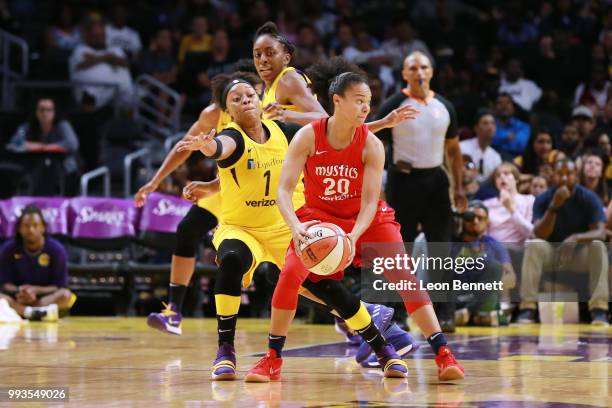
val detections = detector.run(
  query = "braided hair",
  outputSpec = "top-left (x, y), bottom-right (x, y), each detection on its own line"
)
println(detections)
top-left (254, 21), bottom-right (296, 56)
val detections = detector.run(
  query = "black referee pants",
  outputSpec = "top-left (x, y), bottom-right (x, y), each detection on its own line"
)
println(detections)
top-left (387, 166), bottom-right (452, 243)
top-left (387, 166), bottom-right (455, 320)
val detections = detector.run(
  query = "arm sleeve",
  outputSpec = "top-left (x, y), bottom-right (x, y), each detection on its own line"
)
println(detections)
top-left (56, 121), bottom-right (79, 152)
top-left (434, 94), bottom-right (458, 139)
top-left (216, 129), bottom-right (245, 168)
top-left (50, 242), bottom-right (69, 288)
top-left (276, 121), bottom-right (302, 143)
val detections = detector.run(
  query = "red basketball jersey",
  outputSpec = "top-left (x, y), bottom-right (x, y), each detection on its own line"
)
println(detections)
top-left (303, 118), bottom-right (367, 219)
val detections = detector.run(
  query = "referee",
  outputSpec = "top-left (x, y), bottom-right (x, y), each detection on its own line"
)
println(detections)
top-left (376, 51), bottom-right (466, 331)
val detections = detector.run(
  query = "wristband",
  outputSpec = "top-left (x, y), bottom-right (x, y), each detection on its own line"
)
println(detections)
top-left (208, 138), bottom-right (223, 159)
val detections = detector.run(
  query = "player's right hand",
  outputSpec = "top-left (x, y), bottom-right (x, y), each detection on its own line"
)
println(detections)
top-left (291, 220), bottom-right (320, 254)
top-left (176, 129), bottom-right (216, 152)
top-left (182, 179), bottom-right (220, 203)
top-left (134, 180), bottom-right (159, 208)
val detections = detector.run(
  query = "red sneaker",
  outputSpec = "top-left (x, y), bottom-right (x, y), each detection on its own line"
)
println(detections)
top-left (245, 349), bottom-right (283, 382)
top-left (435, 346), bottom-right (465, 381)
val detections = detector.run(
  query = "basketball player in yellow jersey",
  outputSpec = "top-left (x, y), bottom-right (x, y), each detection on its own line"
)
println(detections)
top-left (252, 22), bottom-right (327, 125)
top-left (175, 74), bottom-right (315, 380)
top-left (139, 68), bottom-right (263, 338)
top-left (253, 22), bottom-right (416, 132)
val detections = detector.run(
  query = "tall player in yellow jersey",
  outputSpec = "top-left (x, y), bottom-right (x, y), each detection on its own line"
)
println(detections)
top-left (253, 22), bottom-right (405, 132)
top-left (176, 75), bottom-right (311, 380)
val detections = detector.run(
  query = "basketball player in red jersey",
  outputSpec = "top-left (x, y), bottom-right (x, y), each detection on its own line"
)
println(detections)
top-left (247, 71), bottom-right (464, 382)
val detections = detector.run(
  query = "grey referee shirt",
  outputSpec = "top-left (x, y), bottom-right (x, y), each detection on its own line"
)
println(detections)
top-left (376, 92), bottom-right (458, 169)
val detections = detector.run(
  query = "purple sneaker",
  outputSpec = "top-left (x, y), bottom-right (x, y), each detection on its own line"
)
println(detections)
top-left (355, 303), bottom-right (395, 362)
top-left (360, 323), bottom-right (419, 368)
top-left (212, 342), bottom-right (237, 381)
top-left (376, 344), bottom-right (408, 378)
top-left (147, 302), bottom-right (182, 335)
top-left (334, 317), bottom-right (361, 346)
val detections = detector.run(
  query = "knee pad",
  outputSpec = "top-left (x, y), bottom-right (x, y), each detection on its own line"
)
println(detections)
top-left (174, 206), bottom-right (217, 257)
top-left (255, 262), bottom-right (280, 286)
top-left (302, 279), bottom-right (360, 319)
top-left (214, 239), bottom-right (253, 296)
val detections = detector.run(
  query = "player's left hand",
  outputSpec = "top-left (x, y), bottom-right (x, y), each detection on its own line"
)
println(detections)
top-left (382, 104), bottom-right (419, 128)
top-left (263, 102), bottom-right (286, 122)
top-left (176, 129), bottom-right (216, 152)
top-left (182, 179), bottom-right (220, 203)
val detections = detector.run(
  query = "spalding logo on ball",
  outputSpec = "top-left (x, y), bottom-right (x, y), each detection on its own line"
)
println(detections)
top-left (298, 222), bottom-right (351, 276)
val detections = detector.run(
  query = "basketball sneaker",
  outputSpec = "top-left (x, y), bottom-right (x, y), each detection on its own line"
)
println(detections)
top-left (355, 303), bottom-right (395, 362)
top-left (245, 349), bottom-right (282, 382)
top-left (516, 308), bottom-right (536, 324)
top-left (41, 304), bottom-right (58, 322)
top-left (212, 342), bottom-right (237, 381)
top-left (334, 317), bottom-right (360, 346)
top-left (377, 344), bottom-right (408, 378)
top-left (26, 304), bottom-right (58, 322)
top-left (147, 302), bottom-right (182, 335)
top-left (435, 346), bottom-right (465, 381)
top-left (360, 323), bottom-right (419, 368)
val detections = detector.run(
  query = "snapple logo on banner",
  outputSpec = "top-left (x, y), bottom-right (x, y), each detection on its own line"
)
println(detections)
top-left (153, 198), bottom-right (190, 217)
top-left (70, 198), bottom-right (135, 238)
top-left (139, 192), bottom-right (191, 233)
top-left (76, 206), bottom-right (126, 227)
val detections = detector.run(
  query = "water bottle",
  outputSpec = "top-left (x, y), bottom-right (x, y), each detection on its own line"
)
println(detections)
top-left (553, 302), bottom-right (565, 325)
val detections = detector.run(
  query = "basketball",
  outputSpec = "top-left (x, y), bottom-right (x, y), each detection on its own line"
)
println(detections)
top-left (298, 222), bottom-right (351, 275)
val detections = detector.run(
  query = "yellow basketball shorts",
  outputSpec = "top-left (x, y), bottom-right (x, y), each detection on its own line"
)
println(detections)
top-left (212, 222), bottom-right (292, 288)
top-left (197, 193), bottom-right (222, 222)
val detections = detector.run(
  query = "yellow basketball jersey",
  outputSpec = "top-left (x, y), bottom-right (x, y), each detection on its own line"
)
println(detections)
top-left (262, 67), bottom-right (313, 117)
top-left (217, 120), bottom-right (305, 229)
top-left (215, 109), bottom-right (232, 133)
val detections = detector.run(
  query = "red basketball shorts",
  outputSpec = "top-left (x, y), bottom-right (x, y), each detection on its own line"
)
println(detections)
top-left (272, 202), bottom-right (432, 313)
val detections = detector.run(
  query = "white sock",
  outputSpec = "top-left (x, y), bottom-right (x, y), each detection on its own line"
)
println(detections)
top-left (24, 306), bottom-right (33, 318)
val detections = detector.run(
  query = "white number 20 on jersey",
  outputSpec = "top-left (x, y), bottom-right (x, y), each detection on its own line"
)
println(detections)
top-left (323, 178), bottom-right (349, 196)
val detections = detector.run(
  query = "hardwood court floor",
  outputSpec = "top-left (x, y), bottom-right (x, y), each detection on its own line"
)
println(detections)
top-left (0, 318), bottom-right (610, 407)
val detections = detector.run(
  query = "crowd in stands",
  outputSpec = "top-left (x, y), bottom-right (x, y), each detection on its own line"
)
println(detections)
top-left (0, 0), bottom-right (611, 324)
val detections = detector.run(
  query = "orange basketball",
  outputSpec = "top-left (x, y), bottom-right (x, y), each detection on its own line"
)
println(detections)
top-left (298, 222), bottom-right (351, 276)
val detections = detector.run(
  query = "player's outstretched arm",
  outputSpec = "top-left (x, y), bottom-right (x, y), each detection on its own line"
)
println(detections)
top-left (366, 104), bottom-right (418, 133)
top-left (176, 128), bottom-right (237, 161)
top-left (277, 124), bottom-right (316, 247)
top-left (134, 105), bottom-right (219, 207)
